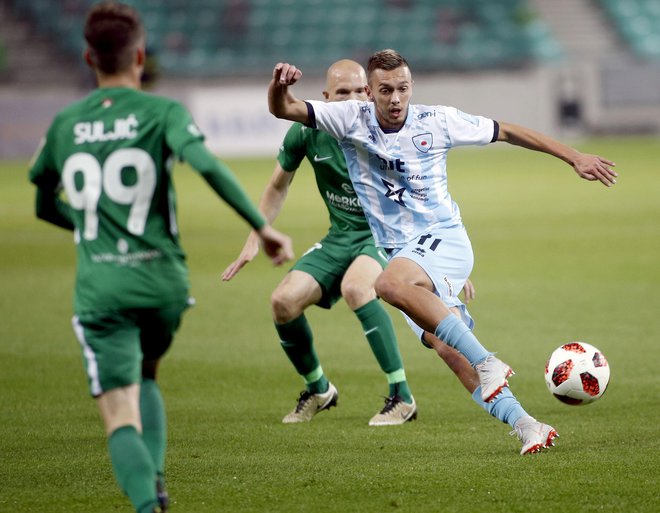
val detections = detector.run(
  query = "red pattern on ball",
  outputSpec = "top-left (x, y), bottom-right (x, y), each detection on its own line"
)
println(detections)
top-left (592, 352), bottom-right (608, 368)
top-left (552, 360), bottom-right (573, 386)
top-left (580, 372), bottom-right (600, 396)
top-left (562, 342), bottom-right (586, 353)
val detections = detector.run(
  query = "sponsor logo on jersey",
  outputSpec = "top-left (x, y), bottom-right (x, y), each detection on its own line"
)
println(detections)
top-left (377, 156), bottom-right (406, 173)
top-left (74, 114), bottom-right (138, 144)
top-left (325, 191), bottom-right (362, 212)
top-left (409, 186), bottom-right (430, 202)
top-left (381, 178), bottom-right (406, 206)
top-left (412, 132), bottom-right (433, 153)
top-left (314, 154), bottom-right (333, 162)
top-left (90, 249), bottom-right (163, 266)
top-left (406, 174), bottom-right (430, 182)
top-left (417, 111), bottom-right (434, 120)
top-left (341, 183), bottom-right (355, 194)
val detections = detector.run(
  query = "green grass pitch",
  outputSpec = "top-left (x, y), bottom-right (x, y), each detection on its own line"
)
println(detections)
top-left (1, 137), bottom-right (659, 512)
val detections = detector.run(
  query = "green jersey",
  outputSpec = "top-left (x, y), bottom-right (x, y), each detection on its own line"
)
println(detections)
top-left (277, 123), bottom-right (369, 232)
top-left (29, 87), bottom-right (203, 314)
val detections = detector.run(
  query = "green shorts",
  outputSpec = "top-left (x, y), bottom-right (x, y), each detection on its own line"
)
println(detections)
top-left (291, 228), bottom-right (387, 309)
top-left (72, 301), bottom-right (189, 397)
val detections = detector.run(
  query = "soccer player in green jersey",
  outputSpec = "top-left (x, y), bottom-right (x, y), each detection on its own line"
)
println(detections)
top-left (28, 3), bottom-right (292, 512)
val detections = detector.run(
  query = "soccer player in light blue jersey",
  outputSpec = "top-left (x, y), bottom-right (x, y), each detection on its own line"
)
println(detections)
top-left (225, 60), bottom-right (542, 447)
top-left (223, 60), bottom-right (418, 426)
top-left (268, 49), bottom-right (618, 454)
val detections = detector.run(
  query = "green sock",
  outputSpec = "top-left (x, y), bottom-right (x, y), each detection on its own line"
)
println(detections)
top-left (276, 314), bottom-right (328, 394)
top-left (355, 299), bottom-right (413, 403)
top-left (390, 375), bottom-right (413, 404)
top-left (140, 379), bottom-right (166, 476)
top-left (107, 425), bottom-right (158, 513)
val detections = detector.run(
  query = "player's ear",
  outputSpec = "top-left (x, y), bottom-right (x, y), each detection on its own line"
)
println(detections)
top-left (365, 85), bottom-right (374, 101)
top-left (83, 48), bottom-right (94, 68)
top-left (136, 46), bottom-right (146, 67)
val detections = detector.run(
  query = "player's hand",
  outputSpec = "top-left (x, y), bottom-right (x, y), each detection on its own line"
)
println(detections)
top-left (221, 231), bottom-right (261, 281)
top-left (273, 63), bottom-right (302, 86)
top-left (572, 153), bottom-right (617, 187)
top-left (461, 278), bottom-right (476, 303)
top-left (257, 225), bottom-right (294, 266)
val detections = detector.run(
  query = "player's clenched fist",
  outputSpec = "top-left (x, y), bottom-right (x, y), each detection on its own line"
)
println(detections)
top-left (273, 62), bottom-right (302, 86)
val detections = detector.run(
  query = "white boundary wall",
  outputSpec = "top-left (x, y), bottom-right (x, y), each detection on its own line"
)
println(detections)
top-left (2, 64), bottom-right (658, 159)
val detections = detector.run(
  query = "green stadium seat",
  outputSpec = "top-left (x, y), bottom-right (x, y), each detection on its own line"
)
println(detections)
top-left (600, 0), bottom-right (660, 60)
top-left (12, 0), bottom-right (562, 77)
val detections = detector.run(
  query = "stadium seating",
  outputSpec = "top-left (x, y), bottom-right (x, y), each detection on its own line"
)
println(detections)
top-left (600, 0), bottom-right (660, 60)
top-left (9, 0), bottom-right (562, 77)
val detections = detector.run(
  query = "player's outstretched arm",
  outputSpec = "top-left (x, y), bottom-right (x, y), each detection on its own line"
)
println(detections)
top-left (268, 62), bottom-right (310, 124)
top-left (182, 141), bottom-right (294, 267)
top-left (497, 121), bottom-right (618, 187)
top-left (221, 164), bottom-right (294, 281)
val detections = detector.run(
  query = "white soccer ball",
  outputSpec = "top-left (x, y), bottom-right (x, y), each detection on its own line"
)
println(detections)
top-left (544, 342), bottom-right (610, 405)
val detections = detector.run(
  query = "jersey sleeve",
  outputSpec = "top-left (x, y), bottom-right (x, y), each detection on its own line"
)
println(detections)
top-left (306, 100), bottom-right (360, 141)
top-left (28, 125), bottom-right (60, 190)
top-left (181, 141), bottom-right (266, 230)
top-left (164, 101), bottom-right (205, 158)
top-left (444, 107), bottom-right (496, 147)
top-left (277, 123), bottom-right (307, 172)
top-left (28, 120), bottom-right (75, 230)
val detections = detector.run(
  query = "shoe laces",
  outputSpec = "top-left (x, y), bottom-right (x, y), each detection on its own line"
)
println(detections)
top-left (509, 417), bottom-right (535, 441)
top-left (378, 395), bottom-right (403, 415)
top-left (293, 391), bottom-right (314, 413)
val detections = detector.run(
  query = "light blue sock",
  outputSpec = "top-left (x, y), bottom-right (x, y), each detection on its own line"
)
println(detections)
top-left (471, 386), bottom-right (527, 428)
top-left (434, 315), bottom-right (490, 366)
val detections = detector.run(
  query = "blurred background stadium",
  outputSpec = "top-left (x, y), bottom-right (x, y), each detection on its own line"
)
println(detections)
top-left (1, 0), bottom-right (659, 158)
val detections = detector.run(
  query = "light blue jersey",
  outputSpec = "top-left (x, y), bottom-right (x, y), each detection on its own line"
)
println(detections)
top-left (307, 100), bottom-right (497, 248)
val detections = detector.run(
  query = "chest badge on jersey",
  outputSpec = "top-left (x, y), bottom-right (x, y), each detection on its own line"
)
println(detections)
top-left (412, 132), bottom-right (433, 153)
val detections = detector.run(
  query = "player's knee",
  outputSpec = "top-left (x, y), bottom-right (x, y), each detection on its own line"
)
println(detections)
top-left (270, 287), bottom-right (300, 323)
top-left (374, 272), bottom-right (402, 306)
top-left (341, 279), bottom-right (375, 310)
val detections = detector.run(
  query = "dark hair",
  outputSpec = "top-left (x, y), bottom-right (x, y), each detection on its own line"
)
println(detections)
top-left (84, 1), bottom-right (144, 74)
top-left (367, 49), bottom-right (410, 78)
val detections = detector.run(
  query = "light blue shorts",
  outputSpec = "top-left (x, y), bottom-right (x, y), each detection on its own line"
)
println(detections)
top-left (386, 226), bottom-right (475, 345)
